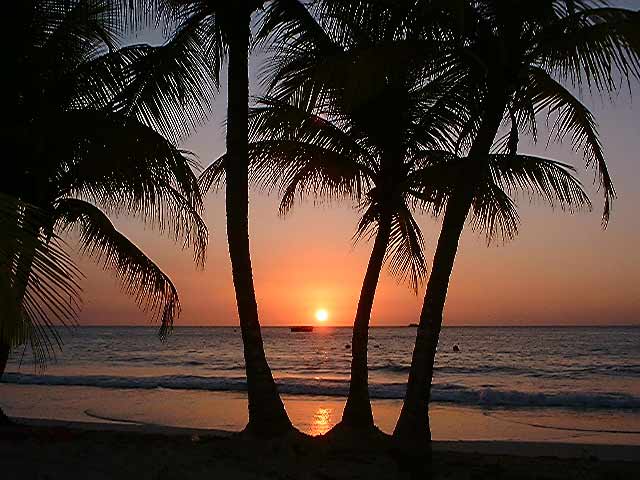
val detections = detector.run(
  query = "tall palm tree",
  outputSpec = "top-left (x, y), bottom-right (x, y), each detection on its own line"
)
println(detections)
top-left (122, 0), bottom-right (329, 436)
top-left (393, 0), bottom-right (640, 450)
top-left (200, 5), bottom-right (439, 432)
top-left (201, 3), bottom-right (592, 433)
top-left (1, 0), bottom-right (208, 422)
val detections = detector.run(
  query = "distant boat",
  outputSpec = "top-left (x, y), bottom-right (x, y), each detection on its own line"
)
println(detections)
top-left (408, 323), bottom-right (419, 327)
top-left (291, 326), bottom-right (314, 332)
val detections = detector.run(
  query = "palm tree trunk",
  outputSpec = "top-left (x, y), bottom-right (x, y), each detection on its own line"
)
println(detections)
top-left (341, 211), bottom-right (393, 429)
top-left (225, 10), bottom-right (292, 436)
top-left (393, 96), bottom-right (507, 452)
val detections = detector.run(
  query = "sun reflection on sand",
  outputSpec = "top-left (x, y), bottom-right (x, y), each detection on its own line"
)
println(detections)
top-left (310, 407), bottom-right (333, 436)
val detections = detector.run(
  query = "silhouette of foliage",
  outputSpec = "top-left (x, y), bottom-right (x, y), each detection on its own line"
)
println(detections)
top-left (1, 0), bottom-right (208, 362)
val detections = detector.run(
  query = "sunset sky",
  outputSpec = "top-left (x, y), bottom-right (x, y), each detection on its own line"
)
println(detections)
top-left (76, 3), bottom-right (639, 328)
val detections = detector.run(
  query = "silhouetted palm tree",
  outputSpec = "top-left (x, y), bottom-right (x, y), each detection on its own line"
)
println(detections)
top-left (201, 3), bottom-right (592, 434)
top-left (1, 0), bottom-right (207, 422)
top-left (123, 0), bottom-right (327, 436)
top-left (392, 0), bottom-right (640, 452)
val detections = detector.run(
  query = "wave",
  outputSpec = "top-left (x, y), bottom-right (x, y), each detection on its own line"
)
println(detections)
top-left (4, 373), bottom-right (640, 411)
top-left (370, 363), bottom-right (640, 378)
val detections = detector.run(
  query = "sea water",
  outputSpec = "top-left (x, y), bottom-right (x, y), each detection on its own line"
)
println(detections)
top-left (2, 326), bottom-right (639, 440)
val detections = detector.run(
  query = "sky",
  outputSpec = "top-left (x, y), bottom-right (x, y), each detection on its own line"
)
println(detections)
top-left (75, 3), bottom-right (640, 328)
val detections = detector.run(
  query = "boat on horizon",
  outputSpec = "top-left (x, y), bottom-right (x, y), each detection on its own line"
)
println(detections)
top-left (290, 326), bottom-right (314, 332)
top-left (408, 323), bottom-right (419, 327)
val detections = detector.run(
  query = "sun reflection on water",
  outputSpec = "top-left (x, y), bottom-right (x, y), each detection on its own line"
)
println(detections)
top-left (310, 407), bottom-right (333, 436)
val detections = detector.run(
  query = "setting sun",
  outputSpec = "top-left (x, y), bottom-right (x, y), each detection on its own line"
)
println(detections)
top-left (315, 309), bottom-right (329, 323)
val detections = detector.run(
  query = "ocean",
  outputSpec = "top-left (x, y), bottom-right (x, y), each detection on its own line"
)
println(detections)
top-left (2, 326), bottom-right (640, 440)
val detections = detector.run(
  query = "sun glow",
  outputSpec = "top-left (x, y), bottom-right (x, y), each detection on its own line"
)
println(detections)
top-left (315, 309), bottom-right (329, 323)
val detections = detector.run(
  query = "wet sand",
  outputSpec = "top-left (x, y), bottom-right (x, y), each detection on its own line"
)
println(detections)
top-left (3, 384), bottom-right (640, 445)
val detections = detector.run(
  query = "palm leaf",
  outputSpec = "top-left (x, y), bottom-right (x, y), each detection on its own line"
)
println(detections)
top-left (523, 66), bottom-right (613, 223)
top-left (54, 198), bottom-right (180, 339)
top-left (488, 153), bottom-right (592, 212)
top-left (386, 204), bottom-right (427, 293)
top-left (113, 13), bottom-right (216, 143)
top-left (533, 6), bottom-right (640, 92)
top-left (470, 181), bottom-right (521, 243)
top-left (0, 194), bottom-right (82, 366)
top-left (46, 109), bottom-right (208, 266)
top-left (249, 140), bottom-right (370, 214)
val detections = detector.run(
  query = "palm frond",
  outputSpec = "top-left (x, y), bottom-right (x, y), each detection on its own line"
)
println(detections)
top-left (257, 0), bottom-right (324, 47)
top-left (0, 194), bottom-right (82, 366)
top-left (198, 155), bottom-right (226, 195)
top-left (250, 97), bottom-right (376, 168)
top-left (488, 153), bottom-right (592, 212)
top-left (470, 181), bottom-right (521, 244)
top-left (386, 204), bottom-right (427, 293)
top-left (533, 6), bottom-right (640, 93)
top-left (54, 198), bottom-right (180, 339)
top-left (249, 140), bottom-right (370, 214)
top-left (113, 14), bottom-right (216, 143)
top-left (48, 110), bottom-right (208, 267)
top-left (42, 0), bottom-right (122, 67)
top-left (523, 66), bottom-right (614, 223)
top-left (405, 150), bottom-right (464, 217)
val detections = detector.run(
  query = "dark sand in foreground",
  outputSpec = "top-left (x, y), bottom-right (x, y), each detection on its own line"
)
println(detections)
top-left (1, 419), bottom-right (638, 480)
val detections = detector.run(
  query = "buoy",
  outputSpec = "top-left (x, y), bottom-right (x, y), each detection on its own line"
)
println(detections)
top-left (345, 344), bottom-right (351, 349)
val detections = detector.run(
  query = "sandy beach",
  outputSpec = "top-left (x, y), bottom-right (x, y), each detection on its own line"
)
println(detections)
top-left (1, 417), bottom-right (639, 480)
top-left (4, 385), bottom-right (640, 445)
top-left (3, 385), bottom-right (640, 478)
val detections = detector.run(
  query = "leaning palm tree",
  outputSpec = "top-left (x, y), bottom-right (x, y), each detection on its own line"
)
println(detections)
top-left (393, 0), bottom-right (640, 450)
top-left (1, 0), bottom-right (208, 421)
top-left (122, 0), bottom-right (332, 436)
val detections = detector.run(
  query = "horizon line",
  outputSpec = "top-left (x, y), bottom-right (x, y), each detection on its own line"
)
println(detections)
top-left (73, 323), bottom-right (640, 328)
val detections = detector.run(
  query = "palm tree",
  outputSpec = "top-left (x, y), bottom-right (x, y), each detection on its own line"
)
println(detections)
top-left (393, 0), bottom-right (640, 450)
top-left (1, 0), bottom-right (208, 422)
top-left (201, 3), bottom-right (592, 434)
top-left (203, 88), bottom-right (433, 431)
top-left (246, 0), bottom-right (460, 433)
top-left (121, 0), bottom-right (331, 436)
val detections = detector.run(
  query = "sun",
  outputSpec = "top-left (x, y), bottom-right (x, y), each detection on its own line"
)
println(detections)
top-left (315, 308), bottom-right (329, 323)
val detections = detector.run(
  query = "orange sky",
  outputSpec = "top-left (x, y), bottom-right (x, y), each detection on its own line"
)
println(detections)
top-left (73, 22), bottom-right (640, 328)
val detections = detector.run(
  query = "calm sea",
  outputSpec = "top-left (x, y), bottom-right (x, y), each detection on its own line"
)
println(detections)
top-left (3, 326), bottom-right (640, 412)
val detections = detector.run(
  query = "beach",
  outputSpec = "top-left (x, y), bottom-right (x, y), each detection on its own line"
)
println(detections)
top-left (5, 2), bottom-right (640, 478)
top-left (3, 327), bottom-right (639, 441)
top-left (3, 386), bottom-right (640, 446)
top-left (2, 417), bottom-right (639, 480)
top-left (2, 326), bottom-right (639, 477)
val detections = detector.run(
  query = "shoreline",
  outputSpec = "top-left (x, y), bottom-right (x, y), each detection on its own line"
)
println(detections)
top-left (3, 384), bottom-right (640, 446)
